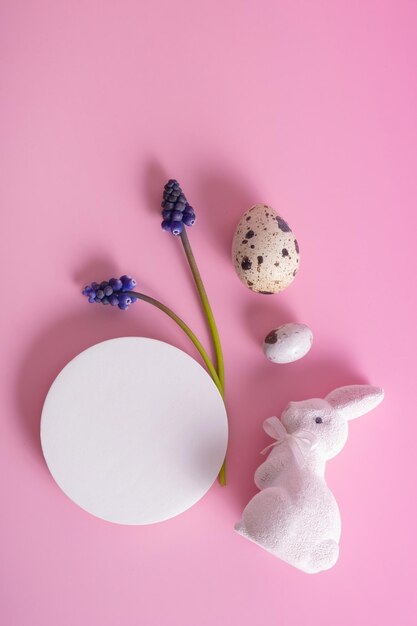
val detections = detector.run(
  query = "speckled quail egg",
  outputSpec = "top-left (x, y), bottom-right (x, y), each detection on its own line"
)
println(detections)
top-left (263, 323), bottom-right (313, 363)
top-left (232, 204), bottom-right (300, 293)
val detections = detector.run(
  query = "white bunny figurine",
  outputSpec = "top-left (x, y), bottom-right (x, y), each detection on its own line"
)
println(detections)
top-left (235, 385), bottom-right (384, 573)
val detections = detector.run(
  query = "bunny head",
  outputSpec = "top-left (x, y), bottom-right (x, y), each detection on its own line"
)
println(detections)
top-left (281, 385), bottom-right (384, 460)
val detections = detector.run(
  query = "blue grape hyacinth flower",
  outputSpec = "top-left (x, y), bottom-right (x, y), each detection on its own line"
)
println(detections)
top-left (161, 179), bottom-right (196, 236)
top-left (82, 275), bottom-right (137, 310)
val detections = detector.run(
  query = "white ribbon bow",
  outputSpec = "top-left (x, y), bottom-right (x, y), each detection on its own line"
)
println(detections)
top-left (260, 416), bottom-right (317, 468)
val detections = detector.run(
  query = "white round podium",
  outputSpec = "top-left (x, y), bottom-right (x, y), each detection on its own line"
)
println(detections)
top-left (41, 337), bottom-right (228, 525)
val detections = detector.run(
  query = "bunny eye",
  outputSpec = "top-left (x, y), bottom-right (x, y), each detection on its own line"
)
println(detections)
top-left (315, 417), bottom-right (323, 424)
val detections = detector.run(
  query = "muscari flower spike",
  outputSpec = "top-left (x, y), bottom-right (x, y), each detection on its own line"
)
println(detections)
top-left (161, 179), bottom-right (196, 236)
top-left (82, 275), bottom-right (137, 310)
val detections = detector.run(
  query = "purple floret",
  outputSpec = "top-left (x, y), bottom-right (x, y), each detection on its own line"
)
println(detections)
top-left (82, 275), bottom-right (138, 310)
top-left (160, 179), bottom-right (196, 235)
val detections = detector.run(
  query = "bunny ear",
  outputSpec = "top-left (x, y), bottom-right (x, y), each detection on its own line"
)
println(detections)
top-left (326, 385), bottom-right (384, 420)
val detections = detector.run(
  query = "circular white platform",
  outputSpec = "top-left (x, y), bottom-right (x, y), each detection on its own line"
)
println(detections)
top-left (41, 337), bottom-right (228, 525)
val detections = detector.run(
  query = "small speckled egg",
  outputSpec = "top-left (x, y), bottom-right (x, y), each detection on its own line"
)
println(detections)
top-left (263, 323), bottom-right (313, 364)
top-left (232, 204), bottom-right (300, 293)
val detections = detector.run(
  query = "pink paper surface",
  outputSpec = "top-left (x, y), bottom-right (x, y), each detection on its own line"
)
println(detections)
top-left (1, 1), bottom-right (416, 624)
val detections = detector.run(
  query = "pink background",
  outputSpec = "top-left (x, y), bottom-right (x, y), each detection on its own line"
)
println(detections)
top-left (1, 1), bottom-right (416, 624)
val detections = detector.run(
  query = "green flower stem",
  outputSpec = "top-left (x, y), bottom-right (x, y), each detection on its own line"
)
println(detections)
top-left (179, 230), bottom-right (227, 486)
top-left (218, 457), bottom-right (227, 487)
top-left (180, 230), bottom-right (225, 390)
top-left (126, 291), bottom-right (222, 395)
